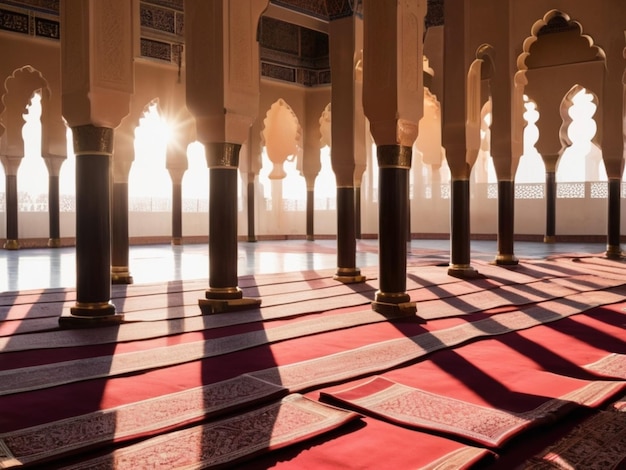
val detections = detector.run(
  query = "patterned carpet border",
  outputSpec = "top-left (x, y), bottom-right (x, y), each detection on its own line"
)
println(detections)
top-left (584, 353), bottom-right (626, 379)
top-left (321, 376), bottom-right (626, 448)
top-left (0, 375), bottom-right (286, 469)
top-left (59, 394), bottom-right (360, 470)
top-left (419, 446), bottom-right (494, 470)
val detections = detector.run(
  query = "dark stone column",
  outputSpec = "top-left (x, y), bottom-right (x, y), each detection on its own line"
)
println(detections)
top-left (4, 174), bottom-right (19, 250)
top-left (48, 174), bottom-right (61, 247)
top-left (111, 180), bottom-right (133, 284)
top-left (372, 145), bottom-right (416, 316)
top-left (247, 176), bottom-right (257, 242)
top-left (355, 185), bottom-right (362, 239)
top-left (494, 179), bottom-right (518, 265)
top-left (448, 178), bottom-right (478, 278)
top-left (544, 170), bottom-right (556, 243)
top-left (172, 180), bottom-right (183, 245)
top-left (334, 186), bottom-right (365, 283)
top-left (606, 177), bottom-right (622, 259)
top-left (60, 125), bottom-right (122, 327)
top-left (200, 143), bottom-right (260, 313)
top-left (407, 194), bottom-right (412, 241)
top-left (306, 187), bottom-right (314, 241)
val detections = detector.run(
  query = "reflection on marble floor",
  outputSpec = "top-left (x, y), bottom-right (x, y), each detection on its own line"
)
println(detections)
top-left (0, 239), bottom-right (609, 293)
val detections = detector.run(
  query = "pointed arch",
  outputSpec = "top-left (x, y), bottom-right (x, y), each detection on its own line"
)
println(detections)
top-left (129, 98), bottom-right (172, 203)
top-left (556, 85), bottom-right (600, 183)
top-left (315, 103), bottom-right (336, 209)
top-left (466, 44), bottom-right (495, 169)
top-left (515, 95), bottom-right (545, 184)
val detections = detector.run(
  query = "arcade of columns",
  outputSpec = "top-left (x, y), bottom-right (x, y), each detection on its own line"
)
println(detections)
top-left (0, 0), bottom-right (624, 327)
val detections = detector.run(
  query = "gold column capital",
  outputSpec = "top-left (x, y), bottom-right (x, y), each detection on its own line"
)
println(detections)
top-left (376, 145), bottom-right (412, 169)
top-left (72, 125), bottom-right (114, 156)
top-left (205, 142), bottom-right (241, 169)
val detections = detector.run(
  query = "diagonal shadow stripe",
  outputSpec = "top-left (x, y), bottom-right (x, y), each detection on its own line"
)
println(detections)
top-left (2, 287), bottom-right (624, 398)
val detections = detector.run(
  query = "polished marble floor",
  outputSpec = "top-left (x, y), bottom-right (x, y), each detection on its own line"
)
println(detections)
top-left (0, 238), bottom-right (611, 293)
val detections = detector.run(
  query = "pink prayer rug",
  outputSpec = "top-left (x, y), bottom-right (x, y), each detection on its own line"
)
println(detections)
top-left (58, 394), bottom-right (360, 470)
top-left (321, 376), bottom-right (625, 448)
top-left (0, 374), bottom-right (287, 468)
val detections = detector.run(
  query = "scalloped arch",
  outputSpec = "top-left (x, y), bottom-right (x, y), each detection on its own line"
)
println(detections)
top-left (518, 10), bottom-right (605, 72)
top-left (136, 98), bottom-right (162, 125)
top-left (558, 84), bottom-right (599, 150)
top-left (1, 65), bottom-right (50, 120)
top-left (319, 103), bottom-right (331, 148)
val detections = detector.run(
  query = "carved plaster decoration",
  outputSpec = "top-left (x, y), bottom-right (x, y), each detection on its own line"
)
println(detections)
top-left (416, 87), bottom-right (442, 167)
top-left (185, 0), bottom-right (268, 145)
top-left (60, 0), bottom-right (134, 129)
top-left (319, 103), bottom-right (332, 149)
top-left (262, 98), bottom-right (302, 179)
top-left (362, 0), bottom-right (426, 147)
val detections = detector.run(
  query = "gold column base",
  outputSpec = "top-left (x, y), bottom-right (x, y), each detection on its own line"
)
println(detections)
top-left (247, 236), bottom-right (258, 243)
top-left (605, 245), bottom-right (623, 260)
top-left (48, 238), bottom-right (62, 248)
top-left (372, 300), bottom-right (420, 319)
top-left (171, 237), bottom-right (183, 246)
top-left (306, 235), bottom-right (315, 242)
top-left (3, 239), bottom-right (19, 250)
top-left (199, 287), bottom-right (261, 314)
top-left (447, 264), bottom-right (480, 279)
top-left (199, 297), bottom-right (262, 314)
top-left (334, 267), bottom-right (366, 284)
top-left (60, 302), bottom-right (123, 328)
top-left (493, 254), bottom-right (519, 266)
top-left (543, 235), bottom-right (556, 243)
top-left (372, 291), bottom-right (421, 319)
top-left (111, 266), bottom-right (134, 285)
top-left (205, 287), bottom-right (243, 300)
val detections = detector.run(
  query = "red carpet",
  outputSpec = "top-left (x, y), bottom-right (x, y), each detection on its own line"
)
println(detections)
top-left (1, 253), bottom-right (626, 468)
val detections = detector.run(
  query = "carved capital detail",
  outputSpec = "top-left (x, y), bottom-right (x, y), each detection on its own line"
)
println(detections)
top-left (376, 145), bottom-right (412, 169)
top-left (72, 125), bottom-right (114, 156)
top-left (205, 142), bottom-right (241, 169)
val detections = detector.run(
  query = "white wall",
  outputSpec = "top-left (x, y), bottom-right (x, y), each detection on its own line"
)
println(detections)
top-left (2, 181), bottom-right (620, 242)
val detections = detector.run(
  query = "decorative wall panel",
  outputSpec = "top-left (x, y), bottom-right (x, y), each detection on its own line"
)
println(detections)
top-left (426, 0), bottom-right (443, 28)
top-left (34, 16), bottom-right (58, 39)
top-left (141, 3), bottom-right (176, 35)
top-left (0, 7), bottom-right (29, 34)
top-left (139, 0), bottom-right (183, 64)
top-left (141, 38), bottom-right (172, 62)
top-left (0, 2), bottom-right (58, 38)
top-left (259, 15), bottom-right (330, 87)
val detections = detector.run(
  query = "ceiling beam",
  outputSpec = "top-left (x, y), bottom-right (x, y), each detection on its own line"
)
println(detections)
top-left (263, 2), bottom-right (329, 34)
